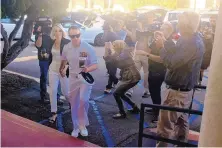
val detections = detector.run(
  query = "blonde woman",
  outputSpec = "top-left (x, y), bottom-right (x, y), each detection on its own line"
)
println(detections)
top-left (48, 24), bottom-right (70, 123)
top-left (104, 40), bottom-right (127, 93)
top-left (104, 40), bottom-right (141, 119)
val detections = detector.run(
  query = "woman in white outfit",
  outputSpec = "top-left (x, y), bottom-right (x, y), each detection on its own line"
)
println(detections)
top-left (48, 24), bottom-right (70, 123)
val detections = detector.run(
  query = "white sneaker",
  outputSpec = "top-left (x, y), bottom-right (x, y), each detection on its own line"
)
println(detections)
top-left (80, 127), bottom-right (88, 137)
top-left (71, 129), bottom-right (79, 138)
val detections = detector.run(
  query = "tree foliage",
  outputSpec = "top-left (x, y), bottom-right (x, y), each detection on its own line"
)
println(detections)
top-left (1, 0), bottom-right (70, 69)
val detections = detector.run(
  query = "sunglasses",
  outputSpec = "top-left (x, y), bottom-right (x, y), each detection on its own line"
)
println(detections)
top-left (69, 34), bottom-right (81, 39)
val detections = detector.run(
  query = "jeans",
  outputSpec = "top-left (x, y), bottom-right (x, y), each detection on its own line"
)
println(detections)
top-left (148, 71), bottom-right (165, 116)
top-left (106, 62), bottom-right (118, 89)
top-left (39, 60), bottom-right (49, 100)
top-left (113, 81), bottom-right (139, 114)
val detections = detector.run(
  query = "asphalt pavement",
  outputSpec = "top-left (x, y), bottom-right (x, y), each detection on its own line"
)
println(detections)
top-left (2, 41), bottom-right (209, 146)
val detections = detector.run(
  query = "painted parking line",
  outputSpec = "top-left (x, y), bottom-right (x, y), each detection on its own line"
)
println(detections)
top-left (189, 99), bottom-right (204, 125)
top-left (203, 75), bottom-right (208, 79)
top-left (12, 56), bottom-right (37, 62)
top-left (90, 100), bottom-right (115, 147)
top-left (123, 101), bottom-right (149, 128)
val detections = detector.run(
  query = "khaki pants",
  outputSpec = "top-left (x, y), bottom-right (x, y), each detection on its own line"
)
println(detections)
top-left (156, 88), bottom-right (193, 147)
top-left (134, 54), bottom-right (149, 93)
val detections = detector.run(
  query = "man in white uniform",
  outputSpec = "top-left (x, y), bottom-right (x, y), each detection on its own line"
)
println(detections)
top-left (60, 26), bottom-right (98, 137)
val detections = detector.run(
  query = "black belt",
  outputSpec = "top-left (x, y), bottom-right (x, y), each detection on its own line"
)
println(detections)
top-left (166, 86), bottom-right (191, 92)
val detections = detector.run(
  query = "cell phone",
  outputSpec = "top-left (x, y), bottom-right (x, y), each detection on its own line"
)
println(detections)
top-left (79, 52), bottom-right (87, 68)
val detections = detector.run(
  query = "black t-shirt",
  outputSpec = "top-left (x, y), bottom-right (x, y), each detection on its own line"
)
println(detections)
top-left (35, 34), bottom-right (53, 61)
top-left (149, 41), bottom-right (166, 74)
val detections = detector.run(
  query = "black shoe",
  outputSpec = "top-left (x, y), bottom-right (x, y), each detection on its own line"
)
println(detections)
top-left (57, 100), bottom-right (64, 106)
top-left (49, 112), bottom-right (57, 124)
top-left (142, 92), bottom-right (150, 98)
top-left (39, 99), bottom-right (50, 104)
top-left (113, 113), bottom-right (126, 119)
top-left (125, 93), bottom-right (132, 98)
top-left (128, 106), bottom-right (140, 114)
top-left (151, 115), bottom-right (158, 123)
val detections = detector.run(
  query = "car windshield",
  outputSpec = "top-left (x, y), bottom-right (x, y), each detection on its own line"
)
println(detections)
top-left (61, 21), bottom-right (87, 29)
top-left (168, 13), bottom-right (181, 21)
top-left (201, 13), bottom-right (218, 19)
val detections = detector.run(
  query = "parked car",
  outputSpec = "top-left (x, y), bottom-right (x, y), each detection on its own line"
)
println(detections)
top-left (200, 10), bottom-right (218, 22)
top-left (164, 10), bottom-right (183, 22)
top-left (61, 20), bottom-right (104, 46)
top-left (1, 18), bottom-right (35, 41)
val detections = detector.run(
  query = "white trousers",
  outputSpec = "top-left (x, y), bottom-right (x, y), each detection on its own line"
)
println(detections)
top-left (49, 70), bottom-right (69, 113)
top-left (68, 73), bottom-right (92, 130)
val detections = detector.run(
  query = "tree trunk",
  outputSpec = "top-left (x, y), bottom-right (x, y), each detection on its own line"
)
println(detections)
top-left (8, 15), bottom-right (25, 47)
top-left (1, 5), bottom-right (39, 70)
top-left (1, 24), bottom-right (9, 62)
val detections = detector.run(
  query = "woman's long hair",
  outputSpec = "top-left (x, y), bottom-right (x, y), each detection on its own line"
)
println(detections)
top-left (50, 23), bottom-right (67, 40)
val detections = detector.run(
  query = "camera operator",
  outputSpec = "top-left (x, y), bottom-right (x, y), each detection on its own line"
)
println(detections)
top-left (155, 12), bottom-right (205, 147)
top-left (35, 19), bottom-right (63, 105)
top-left (136, 22), bottom-right (175, 122)
top-left (125, 12), bottom-right (159, 98)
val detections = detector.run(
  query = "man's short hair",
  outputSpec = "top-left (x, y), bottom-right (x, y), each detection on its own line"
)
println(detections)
top-left (68, 25), bottom-right (80, 33)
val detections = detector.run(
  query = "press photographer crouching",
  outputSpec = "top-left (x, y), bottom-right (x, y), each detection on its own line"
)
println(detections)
top-left (104, 40), bottom-right (141, 119)
top-left (136, 22), bottom-right (175, 122)
top-left (155, 12), bottom-right (205, 147)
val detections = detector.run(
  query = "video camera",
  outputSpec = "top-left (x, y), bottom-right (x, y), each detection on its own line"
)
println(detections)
top-left (33, 17), bottom-right (52, 35)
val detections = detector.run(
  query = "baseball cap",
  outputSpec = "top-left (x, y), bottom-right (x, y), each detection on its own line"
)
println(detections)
top-left (78, 72), bottom-right (95, 86)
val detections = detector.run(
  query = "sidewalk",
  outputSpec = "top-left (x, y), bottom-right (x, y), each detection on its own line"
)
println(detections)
top-left (1, 71), bottom-right (205, 147)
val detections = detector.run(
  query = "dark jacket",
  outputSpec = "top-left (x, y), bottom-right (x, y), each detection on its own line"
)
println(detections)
top-left (35, 35), bottom-right (70, 76)
top-left (48, 37), bottom-right (70, 65)
top-left (104, 49), bottom-right (141, 83)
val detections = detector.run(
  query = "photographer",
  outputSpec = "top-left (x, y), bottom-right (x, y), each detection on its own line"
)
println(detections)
top-left (126, 12), bottom-right (159, 98)
top-left (155, 12), bottom-right (205, 147)
top-left (136, 22), bottom-right (175, 122)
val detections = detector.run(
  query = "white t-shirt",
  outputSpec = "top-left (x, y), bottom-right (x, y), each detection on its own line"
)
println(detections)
top-left (61, 41), bottom-right (98, 74)
top-left (50, 47), bottom-right (61, 73)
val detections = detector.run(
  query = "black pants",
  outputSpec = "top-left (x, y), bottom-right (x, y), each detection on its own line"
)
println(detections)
top-left (148, 71), bottom-right (165, 116)
top-left (113, 81), bottom-right (139, 114)
top-left (106, 62), bottom-right (118, 89)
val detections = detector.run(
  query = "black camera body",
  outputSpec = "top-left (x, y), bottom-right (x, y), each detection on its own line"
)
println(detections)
top-left (33, 17), bottom-right (52, 35)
